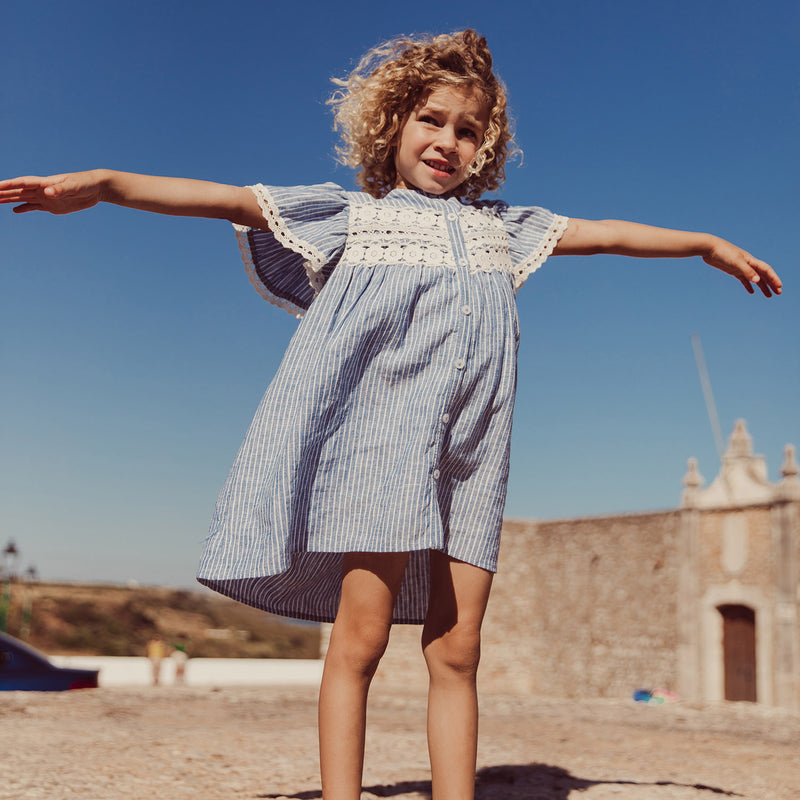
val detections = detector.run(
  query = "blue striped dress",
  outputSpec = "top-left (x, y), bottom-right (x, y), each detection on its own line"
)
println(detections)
top-left (197, 183), bottom-right (568, 623)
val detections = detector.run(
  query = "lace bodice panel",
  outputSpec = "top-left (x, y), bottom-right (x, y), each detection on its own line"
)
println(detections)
top-left (341, 194), bottom-right (568, 290)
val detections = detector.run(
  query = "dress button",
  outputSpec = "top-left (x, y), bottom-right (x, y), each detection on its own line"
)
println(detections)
top-left (454, 358), bottom-right (466, 370)
top-left (461, 305), bottom-right (471, 316)
top-left (441, 413), bottom-right (450, 424)
top-left (433, 469), bottom-right (441, 480)
top-left (447, 212), bottom-right (457, 221)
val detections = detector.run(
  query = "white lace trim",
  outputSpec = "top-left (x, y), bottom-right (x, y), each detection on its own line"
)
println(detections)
top-left (459, 205), bottom-right (514, 275)
top-left (233, 184), bottom-right (333, 317)
top-left (233, 223), bottom-right (305, 318)
top-left (341, 203), bottom-right (456, 269)
top-left (250, 183), bottom-right (330, 293)
top-left (512, 214), bottom-right (570, 289)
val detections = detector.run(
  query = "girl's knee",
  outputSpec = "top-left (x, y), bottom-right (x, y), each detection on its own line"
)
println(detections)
top-left (423, 625), bottom-right (482, 679)
top-left (328, 616), bottom-right (392, 677)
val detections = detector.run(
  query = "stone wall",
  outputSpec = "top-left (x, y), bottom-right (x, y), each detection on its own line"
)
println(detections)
top-left (696, 507), bottom-right (775, 589)
top-left (372, 511), bottom-right (683, 698)
top-left (481, 512), bottom-right (681, 698)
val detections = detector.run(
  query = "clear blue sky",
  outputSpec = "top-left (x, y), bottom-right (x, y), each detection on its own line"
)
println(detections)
top-left (2, 0), bottom-right (797, 588)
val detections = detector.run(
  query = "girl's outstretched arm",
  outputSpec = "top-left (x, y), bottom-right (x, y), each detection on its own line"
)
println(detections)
top-left (554, 218), bottom-right (782, 297)
top-left (0, 170), bottom-right (266, 228)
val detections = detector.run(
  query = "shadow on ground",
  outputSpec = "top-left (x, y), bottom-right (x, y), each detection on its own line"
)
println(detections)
top-left (258, 762), bottom-right (744, 798)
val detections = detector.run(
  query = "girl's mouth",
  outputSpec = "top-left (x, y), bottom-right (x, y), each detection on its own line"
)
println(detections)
top-left (424, 160), bottom-right (456, 176)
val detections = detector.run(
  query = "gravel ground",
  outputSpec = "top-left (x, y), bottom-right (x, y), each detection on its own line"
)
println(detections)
top-left (1, 685), bottom-right (798, 800)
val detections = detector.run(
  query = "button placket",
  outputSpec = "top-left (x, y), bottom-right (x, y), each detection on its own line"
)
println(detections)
top-left (433, 202), bottom-right (472, 486)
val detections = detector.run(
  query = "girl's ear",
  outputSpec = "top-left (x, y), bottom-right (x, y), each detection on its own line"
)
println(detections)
top-left (388, 124), bottom-right (404, 152)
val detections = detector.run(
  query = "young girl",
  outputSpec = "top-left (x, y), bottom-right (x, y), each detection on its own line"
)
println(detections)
top-left (0, 29), bottom-right (781, 800)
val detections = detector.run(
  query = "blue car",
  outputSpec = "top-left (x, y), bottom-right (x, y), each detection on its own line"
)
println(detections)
top-left (0, 632), bottom-right (99, 691)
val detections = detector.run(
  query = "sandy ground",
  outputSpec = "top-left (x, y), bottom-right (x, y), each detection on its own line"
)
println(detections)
top-left (1, 685), bottom-right (799, 800)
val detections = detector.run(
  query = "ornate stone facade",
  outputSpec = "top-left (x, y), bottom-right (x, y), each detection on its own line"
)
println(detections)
top-left (677, 421), bottom-right (799, 709)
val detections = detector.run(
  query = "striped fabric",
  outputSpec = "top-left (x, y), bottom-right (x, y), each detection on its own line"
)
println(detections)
top-left (197, 184), bottom-right (568, 623)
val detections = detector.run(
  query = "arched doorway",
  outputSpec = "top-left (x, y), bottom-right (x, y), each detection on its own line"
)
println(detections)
top-left (718, 604), bottom-right (757, 702)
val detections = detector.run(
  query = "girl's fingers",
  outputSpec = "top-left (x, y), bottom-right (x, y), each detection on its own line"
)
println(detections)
top-left (0, 184), bottom-right (36, 202)
top-left (750, 275), bottom-right (772, 297)
top-left (743, 274), bottom-right (775, 297)
top-left (0, 177), bottom-right (60, 203)
top-left (750, 258), bottom-right (782, 295)
top-left (0, 176), bottom-right (49, 190)
top-left (0, 189), bottom-right (46, 202)
top-left (0, 177), bottom-right (31, 190)
top-left (0, 174), bottom-right (68, 196)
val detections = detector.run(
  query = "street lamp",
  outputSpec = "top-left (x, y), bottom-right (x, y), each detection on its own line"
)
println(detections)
top-left (0, 540), bottom-right (21, 634)
top-left (2, 540), bottom-right (20, 581)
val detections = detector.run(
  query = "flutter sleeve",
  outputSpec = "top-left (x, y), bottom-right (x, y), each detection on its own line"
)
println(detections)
top-left (234, 182), bottom-right (350, 317)
top-left (493, 202), bottom-right (570, 291)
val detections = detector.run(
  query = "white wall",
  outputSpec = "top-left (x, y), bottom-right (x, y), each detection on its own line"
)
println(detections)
top-left (52, 655), bottom-right (324, 688)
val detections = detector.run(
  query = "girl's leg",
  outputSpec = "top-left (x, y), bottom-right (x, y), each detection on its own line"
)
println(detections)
top-left (422, 551), bottom-right (493, 800)
top-left (319, 551), bottom-right (409, 800)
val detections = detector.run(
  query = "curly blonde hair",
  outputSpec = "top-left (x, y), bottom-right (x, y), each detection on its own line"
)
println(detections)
top-left (328, 30), bottom-right (517, 202)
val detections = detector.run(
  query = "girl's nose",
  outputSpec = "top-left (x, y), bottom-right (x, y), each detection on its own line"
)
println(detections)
top-left (436, 126), bottom-right (458, 152)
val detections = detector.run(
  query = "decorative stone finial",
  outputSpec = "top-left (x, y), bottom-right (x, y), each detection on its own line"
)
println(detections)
top-left (778, 443), bottom-right (800, 501)
top-left (726, 419), bottom-right (753, 459)
top-left (681, 457), bottom-right (704, 507)
top-left (781, 443), bottom-right (799, 480)
top-left (683, 457), bottom-right (704, 489)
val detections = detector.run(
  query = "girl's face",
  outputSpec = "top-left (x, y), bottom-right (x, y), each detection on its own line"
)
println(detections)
top-left (393, 85), bottom-right (489, 195)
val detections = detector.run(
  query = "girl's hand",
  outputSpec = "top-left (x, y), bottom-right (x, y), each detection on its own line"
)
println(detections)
top-left (0, 171), bottom-right (105, 215)
top-left (703, 237), bottom-right (782, 298)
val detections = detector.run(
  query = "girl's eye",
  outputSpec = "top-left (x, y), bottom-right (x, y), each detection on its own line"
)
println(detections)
top-left (419, 115), bottom-right (439, 126)
top-left (460, 129), bottom-right (477, 140)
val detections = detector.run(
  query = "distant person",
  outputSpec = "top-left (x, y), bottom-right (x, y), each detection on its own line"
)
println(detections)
top-left (171, 637), bottom-right (190, 685)
top-left (146, 634), bottom-right (166, 686)
top-left (0, 28), bottom-right (782, 800)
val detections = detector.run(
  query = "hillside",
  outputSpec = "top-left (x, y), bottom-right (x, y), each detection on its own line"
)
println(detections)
top-left (2, 581), bottom-right (320, 659)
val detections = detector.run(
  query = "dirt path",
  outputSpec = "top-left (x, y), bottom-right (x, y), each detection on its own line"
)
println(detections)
top-left (2, 686), bottom-right (798, 799)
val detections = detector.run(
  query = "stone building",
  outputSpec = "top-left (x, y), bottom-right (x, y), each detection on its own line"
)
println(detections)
top-left (362, 421), bottom-right (800, 711)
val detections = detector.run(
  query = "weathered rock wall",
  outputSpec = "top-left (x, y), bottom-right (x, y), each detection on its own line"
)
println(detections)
top-left (480, 512), bottom-right (682, 697)
top-left (373, 511), bottom-right (682, 698)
